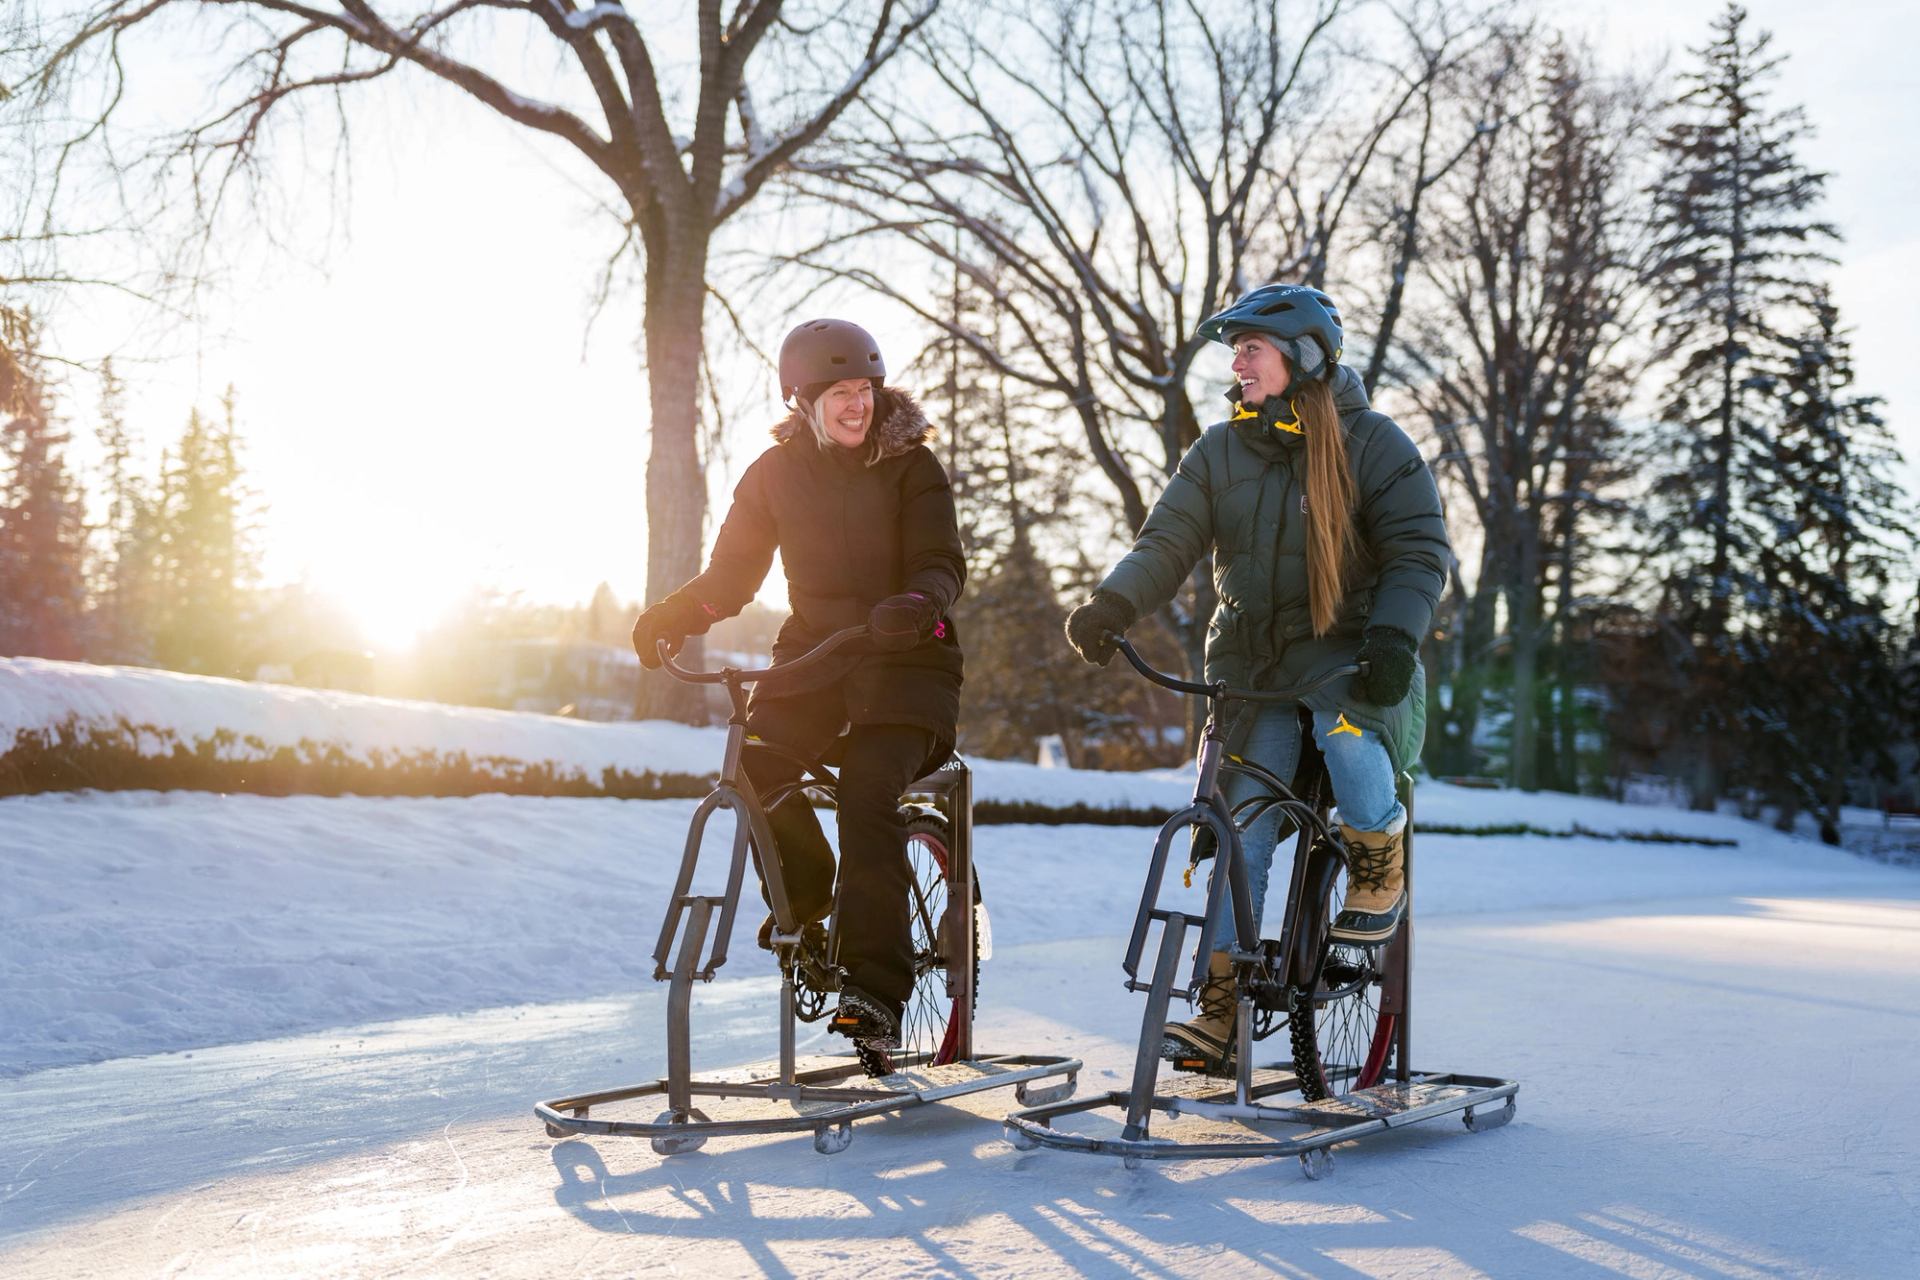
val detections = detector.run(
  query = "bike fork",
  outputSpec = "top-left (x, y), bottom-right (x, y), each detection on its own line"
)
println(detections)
top-left (1124, 911), bottom-right (1190, 1142)
top-left (664, 897), bottom-right (713, 1117)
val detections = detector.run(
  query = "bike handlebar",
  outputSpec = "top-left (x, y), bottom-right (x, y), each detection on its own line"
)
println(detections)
top-left (1108, 634), bottom-right (1364, 703)
top-left (659, 625), bottom-right (870, 685)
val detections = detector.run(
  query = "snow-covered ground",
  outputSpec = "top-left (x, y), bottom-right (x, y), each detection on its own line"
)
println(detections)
top-left (2, 777), bottom-right (1918, 1276)
top-left (0, 783), bottom-right (1887, 1078)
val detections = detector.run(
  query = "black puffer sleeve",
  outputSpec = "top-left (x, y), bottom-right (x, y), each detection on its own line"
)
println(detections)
top-left (664, 455), bottom-right (777, 624)
top-left (898, 447), bottom-right (966, 612)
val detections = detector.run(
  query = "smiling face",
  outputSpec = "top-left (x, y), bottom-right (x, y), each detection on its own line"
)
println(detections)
top-left (815, 378), bottom-right (875, 448)
top-left (1229, 332), bottom-right (1292, 404)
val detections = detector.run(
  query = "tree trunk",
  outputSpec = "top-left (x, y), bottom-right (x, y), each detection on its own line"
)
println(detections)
top-left (634, 255), bottom-right (715, 723)
top-left (1508, 567), bottom-right (1540, 792)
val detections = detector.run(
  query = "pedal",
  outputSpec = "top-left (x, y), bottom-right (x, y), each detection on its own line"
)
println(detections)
top-left (1161, 1038), bottom-right (1234, 1077)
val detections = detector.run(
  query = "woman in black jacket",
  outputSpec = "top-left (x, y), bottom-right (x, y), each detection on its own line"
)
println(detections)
top-left (631, 319), bottom-right (965, 1053)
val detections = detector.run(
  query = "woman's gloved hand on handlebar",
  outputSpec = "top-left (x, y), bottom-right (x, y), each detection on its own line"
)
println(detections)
top-left (1064, 591), bottom-right (1138, 666)
top-left (632, 596), bottom-right (716, 669)
top-left (1355, 626), bottom-right (1419, 706)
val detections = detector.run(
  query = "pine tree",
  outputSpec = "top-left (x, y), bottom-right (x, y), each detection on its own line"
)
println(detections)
top-left (152, 388), bottom-right (257, 676)
top-left (0, 317), bottom-right (91, 659)
top-left (1645, 2), bottom-right (1837, 806)
top-left (1747, 291), bottom-right (1915, 841)
top-left (88, 357), bottom-right (157, 663)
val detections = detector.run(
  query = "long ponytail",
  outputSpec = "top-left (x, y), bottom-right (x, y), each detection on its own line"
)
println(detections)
top-left (1296, 379), bottom-right (1357, 636)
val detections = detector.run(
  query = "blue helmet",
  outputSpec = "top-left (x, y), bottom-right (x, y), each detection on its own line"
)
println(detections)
top-left (1197, 284), bottom-right (1344, 381)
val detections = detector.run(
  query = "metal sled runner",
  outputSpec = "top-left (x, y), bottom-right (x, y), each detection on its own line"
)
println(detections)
top-left (1003, 638), bottom-right (1515, 1176)
top-left (536, 627), bottom-right (1078, 1155)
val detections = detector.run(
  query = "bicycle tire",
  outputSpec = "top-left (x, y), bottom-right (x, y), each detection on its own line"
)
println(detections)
top-left (1286, 837), bottom-right (1397, 1101)
top-left (900, 810), bottom-right (983, 1067)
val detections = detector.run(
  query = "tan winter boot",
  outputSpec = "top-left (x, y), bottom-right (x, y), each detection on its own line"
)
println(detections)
top-left (1329, 816), bottom-right (1407, 944)
top-left (1160, 951), bottom-right (1239, 1074)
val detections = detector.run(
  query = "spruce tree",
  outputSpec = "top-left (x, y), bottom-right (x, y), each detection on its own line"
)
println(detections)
top-left (89, 357), bottom-right (156, 663)
top-left (153, 388), bottom-right (257, 677)
top-left (1748, 291), bottom-right (1914, 841)
top-left (1646, 2), bottom-right (1836, 806)
top-left (0, 318), bottom-right (90, 659)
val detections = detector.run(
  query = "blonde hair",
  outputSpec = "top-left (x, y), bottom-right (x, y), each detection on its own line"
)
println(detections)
top-left (1295, 379), bottom-right (1357, 636)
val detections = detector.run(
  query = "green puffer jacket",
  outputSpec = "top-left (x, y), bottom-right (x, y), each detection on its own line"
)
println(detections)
top-left (1097, 365), bottom-right (1449, 774)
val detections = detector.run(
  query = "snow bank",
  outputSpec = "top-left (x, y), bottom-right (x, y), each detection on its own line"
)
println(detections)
top-left (0, 658), bottom-right (1194, 812)
top-left (1, 659), bottom-right (1787, 840)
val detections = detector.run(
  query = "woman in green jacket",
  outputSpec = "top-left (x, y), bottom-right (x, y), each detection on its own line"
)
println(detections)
top-left (1064, 284), bottom-right (1450, 1072)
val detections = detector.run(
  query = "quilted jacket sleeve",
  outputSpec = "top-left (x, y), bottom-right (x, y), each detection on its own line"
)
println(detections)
top-left (1097, 431), bottom-right (1217, 618)
top-left (1353, 414), bottom-right (1449, 641)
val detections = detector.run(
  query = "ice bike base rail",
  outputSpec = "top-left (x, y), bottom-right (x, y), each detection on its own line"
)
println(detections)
top-left (539, 1051), bottom-right (1079, 1155)
top-left (1005, 1065), bottom-right (1516, 1176)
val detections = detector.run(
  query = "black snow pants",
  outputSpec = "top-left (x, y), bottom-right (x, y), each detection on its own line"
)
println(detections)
top-left (741, 684), bottom-right (947, 1014)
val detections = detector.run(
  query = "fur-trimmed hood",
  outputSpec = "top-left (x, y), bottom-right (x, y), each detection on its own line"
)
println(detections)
top-left (770, 387), bottom-right (934, 463)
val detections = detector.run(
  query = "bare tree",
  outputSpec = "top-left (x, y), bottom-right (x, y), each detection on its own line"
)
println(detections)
top-left (760, 0), bottom-right (1474, 741)
top-left (1391, 31), bottom-right (1656, 789)
top-left (11, 0), bottom-right (935, 720)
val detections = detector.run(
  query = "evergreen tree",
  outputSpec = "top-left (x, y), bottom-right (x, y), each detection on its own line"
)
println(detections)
top-left (928, 260), bottom-right (1147, 763)
top-left (152, 388), bottom-right (257, 677)
top-left (0, 316), bottom-right (90, 659)
top-left (1747, 291), bottom-right (1914, 841)
top-left (88, 357), bottom-right (157, 663)
top-left (1645, 2), bottom-right (1836, 806)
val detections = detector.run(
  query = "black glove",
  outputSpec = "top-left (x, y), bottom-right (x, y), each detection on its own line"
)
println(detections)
top-left (631, 596), bottom-right (713, 670)
top-left (1355, 625), bottom-right (1419, 706)
top-left (1064, 591), bottom-right (1137, 666)
top-left (869, 591), bottom-right (940, 651)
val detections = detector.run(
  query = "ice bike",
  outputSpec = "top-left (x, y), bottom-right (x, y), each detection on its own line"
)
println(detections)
top-left (1004, 637), bottom-right (1516, 1176)
top-left (535, 625), bottom-right (1079, 1155)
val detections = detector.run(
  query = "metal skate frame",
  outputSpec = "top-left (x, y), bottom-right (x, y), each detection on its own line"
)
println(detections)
top-left (1004, 638), bottom-right (1516, 1176)
top-left (535, 626), bottom-right (1078, 1155)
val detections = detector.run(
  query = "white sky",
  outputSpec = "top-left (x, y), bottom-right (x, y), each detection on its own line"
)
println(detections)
top-left (34, 0), bottom-right (1920, 649)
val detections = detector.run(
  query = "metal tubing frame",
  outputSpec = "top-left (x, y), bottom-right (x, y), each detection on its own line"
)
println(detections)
top-left (1007, 707), bottom-right (1515, 1164)
top-left (539, 1052), bottom-right (1082, 1142)
top-left (1005, 1070), bottom-right (1518, 1164)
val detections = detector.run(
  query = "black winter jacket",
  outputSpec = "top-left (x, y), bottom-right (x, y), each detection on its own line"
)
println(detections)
top-left (661, 388), bottom-right (966, 737)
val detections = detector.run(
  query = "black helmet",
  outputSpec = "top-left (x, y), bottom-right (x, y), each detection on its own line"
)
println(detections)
top-left (778, 319), bottom-right (886, 403)
top-left (1196, 284), bottom-right (1343, 381)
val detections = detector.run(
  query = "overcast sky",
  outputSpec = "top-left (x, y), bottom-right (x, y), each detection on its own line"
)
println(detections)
top-left (37, 0), bottom-right (1920, 648)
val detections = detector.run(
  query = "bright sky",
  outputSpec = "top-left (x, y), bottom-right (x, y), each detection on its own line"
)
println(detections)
top-left (37, 0), bottom-right (1920, 651)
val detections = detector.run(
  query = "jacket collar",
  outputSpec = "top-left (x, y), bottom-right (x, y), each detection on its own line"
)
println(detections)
top-left (770, 386), bottom-right (933, 464)
top-left (1223, 363), bottom-right (1370, 454)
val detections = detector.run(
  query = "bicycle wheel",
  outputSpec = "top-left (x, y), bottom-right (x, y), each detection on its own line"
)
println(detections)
top-left (1287, 837), bottom-right (1397, 1100)
top-left (899, 809), bottom-right (982, 1066)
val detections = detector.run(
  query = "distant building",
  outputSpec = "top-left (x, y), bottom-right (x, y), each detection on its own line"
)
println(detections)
top-left (291, 648), bottom-right (376, 694)
top-left (501, 639), bottom-right (640, 720)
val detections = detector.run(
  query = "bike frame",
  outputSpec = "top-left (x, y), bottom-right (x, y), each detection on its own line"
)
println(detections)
top-left (648, 627), bottom-right (982, 1083)
top-left (1002, 637), bottom-right (1516, 1172)
top-left (539, 626), bottom-right (1077, 1155)
top-left (1107, 638), bottom-right (1408, 1130)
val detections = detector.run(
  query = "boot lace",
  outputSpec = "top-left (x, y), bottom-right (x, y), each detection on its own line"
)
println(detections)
top-left (1345, 835), bottom-right (1394, 893)
top-left (1197, 966), bottom-right (1237, 1023)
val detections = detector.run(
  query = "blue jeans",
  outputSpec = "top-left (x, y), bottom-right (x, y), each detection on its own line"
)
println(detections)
top-left (1207, 702), bottom-right (1405, 945)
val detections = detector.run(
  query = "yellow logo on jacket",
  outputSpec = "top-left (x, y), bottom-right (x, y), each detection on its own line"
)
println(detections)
top-left (1327, 711), bottom-right (1362, 739)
